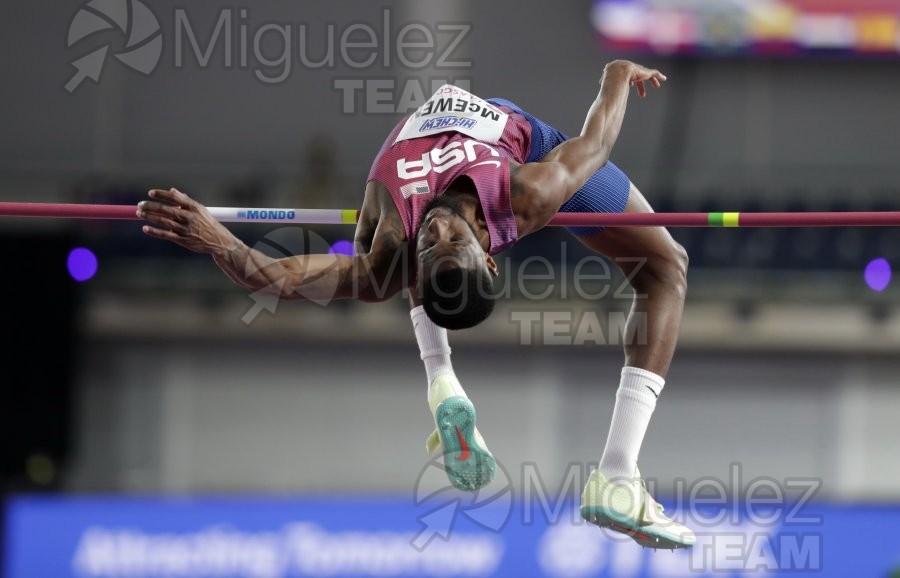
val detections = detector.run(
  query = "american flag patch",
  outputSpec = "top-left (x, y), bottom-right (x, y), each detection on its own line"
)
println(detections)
top-left (400, 180), bottom-right (431, 199)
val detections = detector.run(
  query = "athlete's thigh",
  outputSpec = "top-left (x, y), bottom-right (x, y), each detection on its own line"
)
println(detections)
top-left (572, 183), bottom-right (681, 274)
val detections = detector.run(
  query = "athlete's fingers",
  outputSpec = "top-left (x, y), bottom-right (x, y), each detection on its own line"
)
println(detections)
top-left (136, 200), bottom-right (167, 215)
top-left (651, 77), bottom-right (661, 88)
top-left (137, 201), bottom-right (188, 222)
top-left (142, 225), bottom-right (180, 242)
top-left (141, 211), bottom-right (185, 234)
top-left (146, 189), bottom-right (181, 207)
top-left (148, 187), bottom-right (196, 209)
top-left (631, 67), bottom-right (666, 84)
top-left (636, 79), bottom-right (646, 97)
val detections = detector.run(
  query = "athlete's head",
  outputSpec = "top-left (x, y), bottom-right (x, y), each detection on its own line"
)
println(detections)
top-left (416, 195), bottom-right (498, 330)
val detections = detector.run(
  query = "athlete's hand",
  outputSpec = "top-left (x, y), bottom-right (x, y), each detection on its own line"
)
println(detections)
top-left (137, 188), bottom-right (238, 256)
top-left (606, 60), bottom-right (667, 98)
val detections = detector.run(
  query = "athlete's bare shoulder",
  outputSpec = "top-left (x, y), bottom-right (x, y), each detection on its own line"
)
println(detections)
top-left (508, 160), bottom-right (568, 237)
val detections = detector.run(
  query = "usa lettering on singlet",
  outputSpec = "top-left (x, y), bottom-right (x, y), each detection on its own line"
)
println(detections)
top-left (367, 87), bottom-right (529, 257)
top-left (393, 85), bottom-right (510, 145)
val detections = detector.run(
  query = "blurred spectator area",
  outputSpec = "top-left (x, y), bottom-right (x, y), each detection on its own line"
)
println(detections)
top-left (37, 180), bottom-right (895, 358)
top-left (67, 182), bottom-right (900, 306)
top-left (513, 187), bottom-right (899, 281)
top-left (69, 179), bottom-right (900, 270)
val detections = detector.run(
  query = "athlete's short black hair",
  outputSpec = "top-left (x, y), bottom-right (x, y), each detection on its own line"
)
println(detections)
top-left (422, 265), bottom-right (495, 330)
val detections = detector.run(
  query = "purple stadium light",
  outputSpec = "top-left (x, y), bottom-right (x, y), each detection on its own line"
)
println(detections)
top-left (864, 258), bottom-right (891, 292)
top-left (67, 247), bottom-right (98, 282)
top-left (329, 240), bottom-right (354, 256)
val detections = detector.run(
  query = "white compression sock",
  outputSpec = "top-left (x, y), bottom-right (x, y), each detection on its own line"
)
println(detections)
top-left (598, 366), bottom-right (665, 481)
top-left (410, 305), bottom-right (468, 404)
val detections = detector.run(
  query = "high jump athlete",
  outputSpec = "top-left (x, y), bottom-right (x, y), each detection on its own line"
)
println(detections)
top-left (137, 59), bottom-right (693, 548)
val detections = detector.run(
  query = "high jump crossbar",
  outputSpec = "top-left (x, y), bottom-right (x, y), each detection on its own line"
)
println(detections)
top-left (1, 202), bottom-right (899, 228)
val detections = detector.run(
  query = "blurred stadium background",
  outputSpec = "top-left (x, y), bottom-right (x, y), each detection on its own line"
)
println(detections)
top-left (2, 0), bottom-right (900, 576)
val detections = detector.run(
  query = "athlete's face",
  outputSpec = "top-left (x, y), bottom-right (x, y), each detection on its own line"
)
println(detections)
top-left (415, 199), bottom-right (498, 285)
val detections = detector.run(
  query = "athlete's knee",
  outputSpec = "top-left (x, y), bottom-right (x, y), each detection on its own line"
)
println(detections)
top-left (670, 240), bottom-right (689, 280)
top-left (657, 240), bottom-right (688, 297)
top-left (632, 239), bottom-right (688, 297)
top-left (670, 241), bottom-right (689, 295)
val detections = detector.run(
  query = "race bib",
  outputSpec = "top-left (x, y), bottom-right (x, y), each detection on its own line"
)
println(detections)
top-left (394, 85), bottom-right (509, 145)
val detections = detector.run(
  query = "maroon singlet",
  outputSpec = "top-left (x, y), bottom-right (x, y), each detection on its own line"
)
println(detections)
top-left (366, 85), bottom-right (532, 255)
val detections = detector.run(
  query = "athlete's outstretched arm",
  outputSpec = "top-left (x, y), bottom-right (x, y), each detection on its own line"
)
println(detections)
top-left (549, 60), bottom-right (665, 182)
top-left (511, 60), bottom-right (666, 234)
top-left (138, 188), bottom-right (402, 302)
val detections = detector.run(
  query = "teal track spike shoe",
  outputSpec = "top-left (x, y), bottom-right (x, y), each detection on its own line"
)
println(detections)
top-left (427, 393), bottom-right (496, 492)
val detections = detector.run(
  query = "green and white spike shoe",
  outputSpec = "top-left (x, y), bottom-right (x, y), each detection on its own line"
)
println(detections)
top-left (425, 375), bottom-right (496, 492)
top-left (580, 467), bottom-right (696, 549)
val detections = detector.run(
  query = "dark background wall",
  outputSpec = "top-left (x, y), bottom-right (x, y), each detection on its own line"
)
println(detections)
top-left (2, 0), bottom-right (899, 207)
